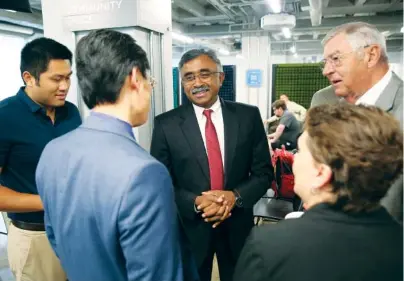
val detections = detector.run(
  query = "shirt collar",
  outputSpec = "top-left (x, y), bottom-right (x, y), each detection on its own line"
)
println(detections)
top-left (356, 69), bottom-right (392, 106)
top-left (17, 87), bottom-right (68, 119)
top-left (17, 87), bottom-right (42, 113)
top-left (192, 97), bottom-right (221, 119)
top-left (90, 111), bottom-right (135, 139)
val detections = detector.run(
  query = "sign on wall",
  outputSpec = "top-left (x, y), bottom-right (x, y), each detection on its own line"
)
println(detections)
top-left (246, 69), bottom-right (262, 88)
top-left (62, 0), bottom-right (170, 33)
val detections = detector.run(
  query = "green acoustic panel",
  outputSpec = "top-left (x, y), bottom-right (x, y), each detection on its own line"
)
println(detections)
top-left (273, 64), bottom-right (330, 109)
top-left (172, 67), bottom-right (179, 108)
top-left (219, 65), bottom-right (236, 102)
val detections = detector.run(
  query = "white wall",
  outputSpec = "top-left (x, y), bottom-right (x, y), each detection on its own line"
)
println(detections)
top-left (0, 33), bottom-right (25, 101)
top-left (388, 52), bottom-right (403, 78)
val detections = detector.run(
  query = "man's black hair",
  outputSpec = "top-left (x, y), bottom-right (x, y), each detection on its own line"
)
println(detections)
top-left (178, 48), bottom-right (222, 70)
top-left (20, 37), bottom-right (72, 84)
top-left (75, 29), bottom-right (150, 109)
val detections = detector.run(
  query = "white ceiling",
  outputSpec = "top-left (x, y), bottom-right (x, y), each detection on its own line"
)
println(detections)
top-left (0, 0), bottom-right (402, 56)
top-left (171, 0), bottom-right (403, 55)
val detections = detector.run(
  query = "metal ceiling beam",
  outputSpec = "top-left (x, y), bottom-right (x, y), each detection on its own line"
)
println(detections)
top-left (179, 15), bottom-right (240, 24)
top-left (298, 2), bottom-right (403, 18)
top-left (172, 0), bottom-right (206, 18)
top-left (354, 0), bottom-right (367, 6)
top-left (206, 0), bottom-right (237, 21)
top-left (270, 41), bottom-right (403, 56)
top-left (217, 0), bottom-right (298, 7)
top-left (250, 4), bottom-right (269, 19)
top-left (0, 9), bottom-right (43, 30)
top-left (28, 0), bottom-right (42, 10)
top-left (308, 0), bottom-right (323, 26)
top-left (172, 9), bottom-right (181, 21)
top-left (294, 15), bottom-right (403, 32)
top-left (270, 38), bottom-right (403, 50)
top-left (271, 45), bottom-right (403, 55)
top-left (185, 14), bottom-right (403, 36)
top-left (172, 38), bottom-right (232, 52)
top-left (172, 21), bottom-right (188, 33)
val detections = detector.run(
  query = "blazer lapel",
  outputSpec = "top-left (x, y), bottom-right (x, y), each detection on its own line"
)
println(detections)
top-left (221, 100), bottom-right (238, 186)
top-left (375, 73), bottom-right (402, 112)
top-left (179, 105), bottom-right (210, 181)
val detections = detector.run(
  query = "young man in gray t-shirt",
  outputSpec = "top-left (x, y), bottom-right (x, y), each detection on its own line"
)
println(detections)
top-left (268, 100), bottom-right (301, 150)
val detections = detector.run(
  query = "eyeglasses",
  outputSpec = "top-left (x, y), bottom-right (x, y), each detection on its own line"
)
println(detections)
top-left (319, 52), bottom-right (354, 71)
top-left (182, 71), bottom-right (222, 84)
top-left (148, 76), bottom-right (157, 88)
top-left (319, 45), bottom-right (370, 71)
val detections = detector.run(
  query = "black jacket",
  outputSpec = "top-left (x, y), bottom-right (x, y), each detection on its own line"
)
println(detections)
top-left (234, 203), bottom-right (403, 281)
top-left (150, 99), bottom-right (273, 266)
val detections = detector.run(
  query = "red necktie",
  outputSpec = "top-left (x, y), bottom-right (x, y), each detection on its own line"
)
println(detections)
top-left (203, 109), bottom-right (224, 190)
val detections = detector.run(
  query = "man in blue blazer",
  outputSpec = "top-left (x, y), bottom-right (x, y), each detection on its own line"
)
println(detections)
top-left (36, 29), bottom-right (184, 281)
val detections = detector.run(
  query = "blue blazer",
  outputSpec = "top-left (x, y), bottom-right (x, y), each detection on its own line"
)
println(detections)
top-left (36, 113), bottom-right (184, 281)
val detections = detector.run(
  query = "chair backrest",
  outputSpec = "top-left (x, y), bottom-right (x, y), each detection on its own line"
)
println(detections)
top-left (271, 147), bottom-right (295, 199)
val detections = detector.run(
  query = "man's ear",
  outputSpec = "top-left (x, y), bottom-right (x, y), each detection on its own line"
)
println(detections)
top-left (23, 71), bottom-right (35, 87)
top-left (366, 45), bottom-right (382, 68)
top-left (129, 67), bottom-right (141, 91)
top-left (219, 71), bottom-right (225, 86)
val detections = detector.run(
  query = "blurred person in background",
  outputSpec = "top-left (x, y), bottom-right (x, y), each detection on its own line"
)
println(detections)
top-left (268, 100), bottom-right (301, 151)
top-left (279, 94), bottom-right (306, 122)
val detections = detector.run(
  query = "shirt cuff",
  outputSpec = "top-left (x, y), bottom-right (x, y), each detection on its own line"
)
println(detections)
top-left (194, 203), bottom-right (201, 213)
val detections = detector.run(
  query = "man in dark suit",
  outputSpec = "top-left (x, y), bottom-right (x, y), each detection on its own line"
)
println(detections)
top-left (151, 49), bottom-right (272, 281)
top-left (321, 21), bottom-right (403, 223)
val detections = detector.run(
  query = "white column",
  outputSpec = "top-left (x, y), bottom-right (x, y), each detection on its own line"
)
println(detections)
top-left (41, 0), bottom-right (173, 151)
top-left (236, 34), bottom-right (272, 120)
top-left (41, 0), bottom-right (173, 111)
top-left (41, 0), bottom-right (78, 106)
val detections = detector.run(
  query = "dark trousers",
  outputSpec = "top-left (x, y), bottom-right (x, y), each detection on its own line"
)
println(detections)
top-left (271, 140), bottom-right (296, 151)
top-left (198, 227), bottom-right (236, 281)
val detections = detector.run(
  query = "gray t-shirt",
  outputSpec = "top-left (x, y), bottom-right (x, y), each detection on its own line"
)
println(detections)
top-left (279, 111), bottom-right (301, 145)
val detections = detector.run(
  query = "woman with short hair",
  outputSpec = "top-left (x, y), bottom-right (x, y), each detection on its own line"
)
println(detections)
top-left (234, 103), bottom-right (403, 281)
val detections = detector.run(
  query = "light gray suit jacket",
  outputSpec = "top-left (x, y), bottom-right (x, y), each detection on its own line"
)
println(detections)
top-left (376, 73), bottom-right (403, 223)
top-left (310, 85), bottom-right (340, 107)
top-left (310, 74), bottom-right (403, 223)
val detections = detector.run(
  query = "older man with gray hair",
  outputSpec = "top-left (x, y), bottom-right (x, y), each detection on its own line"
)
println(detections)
top-left (320, 21), bottom-right (403, 223)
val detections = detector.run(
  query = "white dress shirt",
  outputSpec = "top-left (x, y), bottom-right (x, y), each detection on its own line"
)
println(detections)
top-left (192, 98), bottom-right (225, 167)
top-left (356, 70), bottom-right (392, 106)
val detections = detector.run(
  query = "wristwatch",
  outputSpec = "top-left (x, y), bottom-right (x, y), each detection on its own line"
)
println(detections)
top-left (233, 190), bottom-right (243, 208)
